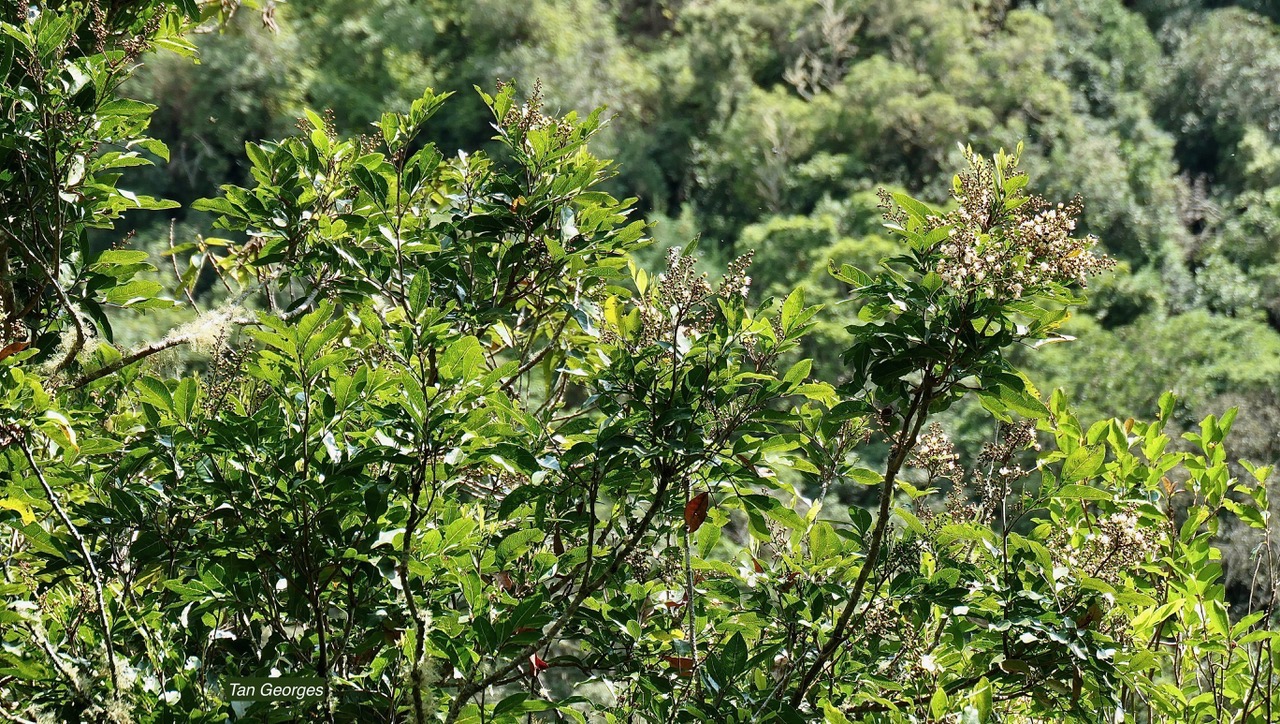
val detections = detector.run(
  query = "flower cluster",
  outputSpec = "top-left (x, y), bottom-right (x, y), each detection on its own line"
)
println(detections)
top-left (942, 482), bottom-right (986, 525)
top-left (656, 247), bottom-right (714, 314)
top-left (0, 421), bottom-right (22, 449)
top-left (919, 148), bottom-right (1116, 301)
top-left (971, 421), bottom-right (1038, 521)
top-left (603, 247), bottom-right (764, 353)
top-left (1053, 504), bottom-right (1160, 586)
top-left (860, 598), bottom-right (901, 642)
top-left (717, 250), bottom-right (755, 300)
top-left (914, 422), bottom-right (1039, 528)
top-left (908, 423), bottom-right (963, 480)
top-left (496, 80), bottom-right (574, 142)
top-left (855, 598), bottom-right (929, 682)
top-left (629, 248), bottom-right (721, 347)
top-left (205, 340), bottom-right (248, 418)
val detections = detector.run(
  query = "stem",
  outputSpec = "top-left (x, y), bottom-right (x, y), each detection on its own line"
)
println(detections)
top-left (443, 473), bottom-right (675, 724)
top-left (20, 439), bottom-right (119, 694)
top-left (683, 478), bottom-right (699, 685)
top-left (789, 377), bottom-right (934, 706)
top-left (68, 335), bottom-right (188, 389)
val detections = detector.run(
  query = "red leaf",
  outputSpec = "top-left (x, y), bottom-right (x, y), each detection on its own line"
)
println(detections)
top-left (0, 341), bottom-right (28, 363)
top-left (662, 655), bottom-right (695, 676)
top-left (529, 653), bottom-right (549, 674)
top-left (684, 492), bottom-right (710, 533)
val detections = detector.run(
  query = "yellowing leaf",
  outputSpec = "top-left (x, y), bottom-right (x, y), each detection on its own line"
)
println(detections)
top-left (0, 497), bottom-right (35, 525)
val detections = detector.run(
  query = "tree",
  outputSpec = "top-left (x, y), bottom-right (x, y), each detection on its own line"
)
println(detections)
top-left (3, 4), bottom-right (1279, 723)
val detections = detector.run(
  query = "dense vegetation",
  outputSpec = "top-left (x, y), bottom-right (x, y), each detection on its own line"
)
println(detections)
top-left (3, 1), bottom-right (1280, 722)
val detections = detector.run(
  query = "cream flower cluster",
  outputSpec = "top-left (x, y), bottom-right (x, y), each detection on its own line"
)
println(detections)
top-left (908, 423), bottom-right (963, 480)
top-left (922, 151), bottom-right (1115, 301)
top-left (1056, 504), bottom-right (1160, 585)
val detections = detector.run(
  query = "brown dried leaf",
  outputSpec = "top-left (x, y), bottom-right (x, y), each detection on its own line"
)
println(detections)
top-left (0, 341), bottom-right (28, 363)
top-left (663, 655), bottom-right (695, 676)
top-left (684, 492), bottom-right (710, 533)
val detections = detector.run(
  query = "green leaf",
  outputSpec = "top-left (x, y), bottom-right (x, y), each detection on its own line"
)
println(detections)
top-left (173, 377), bottom-right (197, 423)
top-left (997, 383), bottom-right (1048, 420)
top-left (352, 165), bottom-right (390, 203)
top-left (822, 702), bottom-right (853, 724)
top-left (972, 677), bottom-right (993, 722)
top-left (245, 141), bottom-right (271, 171)
top-left (781, 287), bottom-right (804, 331)
top-left (847, 468), bottom-right (883, 485)
top-left (163, 580), bottom-right (210, 601)
top-left (19, 522), bottom-right (63, 559)
top-left (919, 225), bottom-right (953, 251)
top-left (132, 137), bottom-right (170, 162)
top-left (90, 249), bottom-right (151, 270)
top-left (931, 686), bottom-right (950, 720)
top-left (38, 411), bottom-right (77, 456)
top-left (136, 377), bottom-right (174, 415)
top-left (98, 98), bottom-right (156, 116)
top-left (891, 192), bottom-right (935, 224)
top-left (719, 633), bottom-right (748, 678)
top-left (0, 497), bottom-right (35, 525)
top-left (783, 359), bottom-right (812, 387)
top-left (809, 522), bottom-right (841, 561)
top-left (977, 389), bottom-right (1012, 423)
top-left (103, 279), bottom-right (164, 306)
top-left (496, 529), bottom-right (544, 564)
top-left (1055, 484), bottom-right (1112, 501)
top-left (1061, 445), bottom-right (1104, 483)
top-left (408, 272), bottom-right (431, 317)
top-left (830, 261), bottom-right (875, 288)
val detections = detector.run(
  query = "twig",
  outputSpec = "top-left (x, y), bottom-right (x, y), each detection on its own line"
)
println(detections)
top-left (68, 335), bottom-right (189, 390)
top-left (19, 440), bottom-right (118, 693)
top-left (443, 474), bottom-right (675, 723)
top-left (167, 220), bottom-right (200, 311)
top-left (789, 377), bottom-right (934, 705)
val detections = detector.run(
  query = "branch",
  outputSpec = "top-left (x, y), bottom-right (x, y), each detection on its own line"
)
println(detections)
top-left (68, 336), bottom-right (187, 390)
top-left (66, 285), bottom-right (322, 390)
top-left (8, 236), bottom-right (86, 373)
top-left (789, 378), bottom-right (934, 706)
top-left (443, 474), bottom-right (674, 723)
top-left (19, 439), bottom-right (118, 694)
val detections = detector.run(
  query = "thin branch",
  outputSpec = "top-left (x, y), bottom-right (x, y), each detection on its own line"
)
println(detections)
top-left (67, 283), bottom-right (322, 390)
top-left (67, 335), bottom-right (189, 389)
top-left (1, 229), bottom-right (86, 373)
top-left (444, 473), bottom-right (675, 724)
top-left (19, 439), bottom-right (118, 693)
top-left (167, 220), bottom-right (200, 311)
top-left (789, 377), bottom-right (934, 705)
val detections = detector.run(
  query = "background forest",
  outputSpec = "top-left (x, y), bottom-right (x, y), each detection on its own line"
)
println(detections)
top-left (121, 0), bottom-right (1280, 588)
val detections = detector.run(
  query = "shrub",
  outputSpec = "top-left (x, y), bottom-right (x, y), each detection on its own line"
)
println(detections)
top-left (2, 5), bottom-right (1277, 723)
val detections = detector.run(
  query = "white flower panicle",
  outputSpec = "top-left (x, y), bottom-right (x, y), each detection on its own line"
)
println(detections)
top-left (908, 423), bottom-right (963, 481)
top-left (885, 148), bottom-right (1116, 302)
